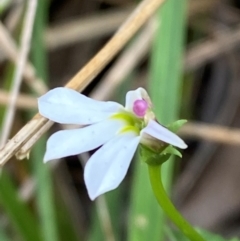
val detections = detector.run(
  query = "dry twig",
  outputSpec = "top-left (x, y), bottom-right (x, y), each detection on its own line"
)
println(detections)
top-left (45, 0), bottom-right (218, 50)
top-left (0, 0), bottom-right (38, 147)
top-left (0, 0), bottom-right (166, 165)
top-left (180, 122), bottom-right (240, 146)
top-left (0, 90), bottom-right (37, 110)
top-left (0, 21), bottom-right (47, 95)
top-left (45, 6), bottom-right (133, 50)
top-left (91, 20), bottom-right (156, 101)
top-left (184, 24), bottom-right (240, 71)
top-left (0, 0), bottom-right (218, 101)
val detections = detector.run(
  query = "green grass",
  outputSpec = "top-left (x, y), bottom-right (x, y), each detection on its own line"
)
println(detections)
top-left (128, 0), bottom-right (187, 240)
top-left (30, 1), bottom-right (59, 241)
top-left (0, 171), bottom-right (42, 241)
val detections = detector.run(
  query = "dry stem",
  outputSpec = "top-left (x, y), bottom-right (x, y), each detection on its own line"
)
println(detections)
top-left (0, 90), bottom-right (37, 110)
top-left (45, 0), bottom-right (218, 50)
top-left (0, 0), bottom-right (38, 147)
top-left (91, 20), bottom-right (156, 101)
top-left (0, 22), bottom-right (47, 95)
top-left (45, 6), bottom-right (133, 50)
top-left (180, 122), bottom-right (240, 146)
top-left (0, 0), bottom-right (166, 165)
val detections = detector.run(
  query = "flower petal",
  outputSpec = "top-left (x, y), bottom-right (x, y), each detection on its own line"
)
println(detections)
top-left (141, 120), bottom-right (187, 149)
top-left (44, 119), bottom-right (125, 162)
top-left (125, 88), bottom-right (142, 111)
top-left (84, 132), bottom-right (140, 200)
top-left (125, 87), bottom-right (151, 114)
top-left (38, 87), bottom-right (122, 124)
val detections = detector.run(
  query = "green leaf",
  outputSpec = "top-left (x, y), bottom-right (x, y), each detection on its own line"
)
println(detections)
top-left (0, 171), bottom-right (42, 241)
top-left (30, 1), bottom-right (59, 241)
top-left (128, 0), bottom-right (188, 240)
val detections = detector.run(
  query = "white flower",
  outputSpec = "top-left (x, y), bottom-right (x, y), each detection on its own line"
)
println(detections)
top-left (38, 87), bottom-right (187, 200)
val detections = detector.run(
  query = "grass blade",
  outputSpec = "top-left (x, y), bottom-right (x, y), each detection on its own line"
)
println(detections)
top-left (30, 1), bottom-right (59, 241)
top-left (128, 0), bottom-right (187, 240)
top-left (0, 171), bottom-right (42, 241)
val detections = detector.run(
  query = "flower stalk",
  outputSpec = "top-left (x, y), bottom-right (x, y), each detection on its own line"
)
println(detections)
top-left (148, 164), bottom-right (206, 241)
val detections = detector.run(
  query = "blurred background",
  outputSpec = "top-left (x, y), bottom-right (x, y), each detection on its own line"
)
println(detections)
top-left (0, 0), bottom-right (240, 240)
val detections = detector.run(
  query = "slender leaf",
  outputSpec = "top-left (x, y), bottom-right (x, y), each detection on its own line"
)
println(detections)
top-left (128, 0), bottom-right (187, 240)
top-left (30, 1), bottom-right (59, 241)
top-left (0, 171), bottom-right (42, 241)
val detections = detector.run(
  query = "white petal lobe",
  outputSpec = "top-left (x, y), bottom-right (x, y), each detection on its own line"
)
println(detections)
top-left (125, 88), bottom-right (143, 112)
top-left (84, 132), bottom-right (140, 200)
top-left (44, 119), bottom-right (125, 162)
top-left (141, 120), bottom-right (187, 149)
top-left (38, 87), bottom-right (122, 124)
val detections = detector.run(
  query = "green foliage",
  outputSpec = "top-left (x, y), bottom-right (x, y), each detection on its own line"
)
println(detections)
top-left (0, 171), bottom-right (42, 241)
top-left (30, 1), bottom-right (61, 241)
top-left (128, 0), bottom-right (187, 240)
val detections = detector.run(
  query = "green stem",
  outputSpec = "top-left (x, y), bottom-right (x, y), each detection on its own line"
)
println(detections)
top-left (148, 164), bottom-right (206, 241)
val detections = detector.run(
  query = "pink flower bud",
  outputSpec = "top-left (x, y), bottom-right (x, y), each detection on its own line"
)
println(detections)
top-left (133, 99), bottom-right (148, 117)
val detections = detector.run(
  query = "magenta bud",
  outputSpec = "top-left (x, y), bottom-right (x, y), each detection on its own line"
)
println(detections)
top-left (133, 99), bottom-right (148, 117)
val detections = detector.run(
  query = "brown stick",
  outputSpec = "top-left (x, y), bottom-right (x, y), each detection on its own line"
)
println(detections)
top-left (0, 22), bottom-right (48, 95)
top-left (180, 122), bottom-right (240, 146)
top-left (45, 0), bottom-right (218, 50)
top-left (0, 0), bottom-right (166, 165)
top-left (0, 0), bottom-right (38, 147)
top-left (0, 90), bottom-right (37, 109)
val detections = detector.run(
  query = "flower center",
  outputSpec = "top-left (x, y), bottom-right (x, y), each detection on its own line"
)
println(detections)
top-left (133, 99), bottom-right (148, 117)
top-left (111, 111), bottom-right (144, 135)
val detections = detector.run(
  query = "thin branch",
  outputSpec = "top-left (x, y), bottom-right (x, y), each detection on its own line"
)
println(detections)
top-left (0, 21), bottom-right (47, 95)
top-left (0, 0), bottom-right (166, 166)
top-left (0, 0), bottom-right (38, 147)
top-left (45, 6), bottom-right (133, 50)
top-left (0, 0), bottom-right (219, 102)
top-left (91, 20), bottom-right (156, 101)
top-left (184, 24), bottom-right (240, 71)
top-left (0, 89), bottom-right (37, 110)
top-left (0, 0), bottom-right (218, 99)
top-left (45, 0), bottom-right (218, 50)
top-left (180, 122), bottom-right (240, 146)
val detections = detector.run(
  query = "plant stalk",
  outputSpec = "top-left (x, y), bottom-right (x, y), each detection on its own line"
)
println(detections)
top-left (148, 164), bottom-right (206, 241)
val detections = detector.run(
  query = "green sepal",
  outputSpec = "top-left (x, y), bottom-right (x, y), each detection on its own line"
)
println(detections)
top-left (139, 119), bottom-right (186, 166)
top-left (162, 145), bottom-right (182, 158)
top-left (139, 144), bottom-right (182, 166)
top-left (139, 144), bottom-right (168, 166)
top-left (167, 119), bottom-right (187, 133)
